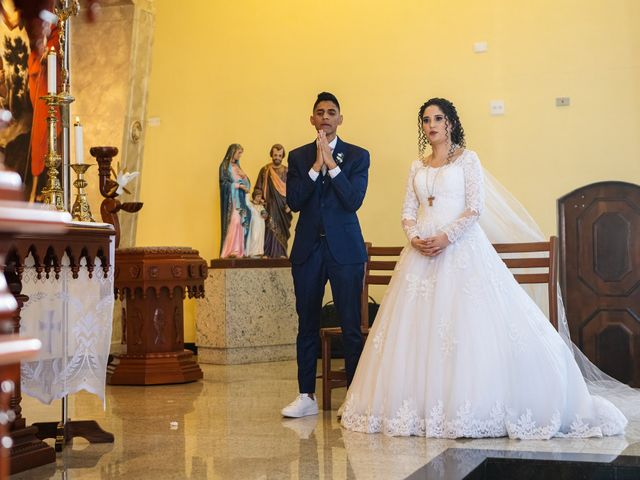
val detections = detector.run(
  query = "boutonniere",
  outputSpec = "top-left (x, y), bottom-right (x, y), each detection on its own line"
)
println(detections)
top-left (335, 152), bottom-right (344, 165)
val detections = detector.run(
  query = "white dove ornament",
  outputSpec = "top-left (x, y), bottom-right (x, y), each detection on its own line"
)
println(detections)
top-left (115, 170), bottom-right (140, 196)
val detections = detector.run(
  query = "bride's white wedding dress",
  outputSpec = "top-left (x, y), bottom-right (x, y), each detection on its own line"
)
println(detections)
top-left (340, 150), bottom-right (628, 439)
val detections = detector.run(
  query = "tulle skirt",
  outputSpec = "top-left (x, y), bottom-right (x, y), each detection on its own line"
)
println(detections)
top-left (340, 224), bottom-right (627, 439)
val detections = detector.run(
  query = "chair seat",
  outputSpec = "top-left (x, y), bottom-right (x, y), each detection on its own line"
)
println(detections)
top-left (320, 327), bottom-right (369, 338)
top-left (319, 327), bottom-right (342, 338)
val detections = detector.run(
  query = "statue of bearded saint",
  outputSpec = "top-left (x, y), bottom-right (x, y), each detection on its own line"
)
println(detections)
top-left (252, 144), bottom-right (292, 258)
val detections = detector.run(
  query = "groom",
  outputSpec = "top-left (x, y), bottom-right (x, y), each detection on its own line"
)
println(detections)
top-left (282, 92), bottom-right (369, 417)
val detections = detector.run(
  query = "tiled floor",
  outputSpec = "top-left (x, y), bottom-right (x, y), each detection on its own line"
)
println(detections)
top-left (13, 361), bottom-right (640, 479)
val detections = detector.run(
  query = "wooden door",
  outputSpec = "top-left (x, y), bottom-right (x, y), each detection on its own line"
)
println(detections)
top-left (558, 181), bottom-right (640, 386)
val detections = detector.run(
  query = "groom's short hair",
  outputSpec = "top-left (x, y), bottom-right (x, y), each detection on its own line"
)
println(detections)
top-left (313, 92), bottom-right (340, 111)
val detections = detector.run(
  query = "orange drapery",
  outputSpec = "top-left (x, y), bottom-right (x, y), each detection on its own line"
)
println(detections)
top-left (262, 165), bottom-right (286, 204)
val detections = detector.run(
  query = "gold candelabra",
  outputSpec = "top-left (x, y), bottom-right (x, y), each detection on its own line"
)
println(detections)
top-left (40, 93), bottom-right (65, 211)
top-left (41, 2), bottom-right (83, 211)
top-left (70, 164), bottom-right (95, 222)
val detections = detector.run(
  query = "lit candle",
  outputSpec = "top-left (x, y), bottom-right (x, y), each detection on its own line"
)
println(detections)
top-left (47, 47), bottom-right (56, 94)
top-left (74, 117), bottom-right (84, 164)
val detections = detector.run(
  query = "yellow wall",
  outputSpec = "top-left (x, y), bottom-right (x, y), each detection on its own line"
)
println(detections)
top-left (137, 0), bottom-right (640, 341)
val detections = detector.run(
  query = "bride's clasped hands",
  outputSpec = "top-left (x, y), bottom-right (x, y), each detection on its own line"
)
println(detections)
top-left (411, 233), bottom-right (449, 257)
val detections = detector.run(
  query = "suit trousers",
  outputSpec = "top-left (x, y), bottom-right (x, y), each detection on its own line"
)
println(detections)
top-left (291, 237), bottom-right (365, 394)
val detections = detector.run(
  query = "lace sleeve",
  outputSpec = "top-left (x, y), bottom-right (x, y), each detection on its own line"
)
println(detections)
top-left (401, 161), bottom-right (421, 241)
top-left (440, 152), bottom-right (484, 243)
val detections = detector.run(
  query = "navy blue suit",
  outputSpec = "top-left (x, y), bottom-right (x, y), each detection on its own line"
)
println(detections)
top-left (286, 137), bottom-right (369, 394)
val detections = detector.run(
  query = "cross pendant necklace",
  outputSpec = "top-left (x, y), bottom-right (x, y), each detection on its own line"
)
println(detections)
top-left (423, 145), bottom-right (459, 207)
top-left (425, 164), bottom-right (443, 207)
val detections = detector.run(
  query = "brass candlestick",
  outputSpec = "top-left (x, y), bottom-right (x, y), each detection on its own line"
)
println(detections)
top-left (55, 1), bottom-right (80, 209)
top-left (55, 0), bottom-right (80, 97)
top-left (40, 94), bottom-right (65, 211)
top-left (70, 164), bottom-right (95, 222)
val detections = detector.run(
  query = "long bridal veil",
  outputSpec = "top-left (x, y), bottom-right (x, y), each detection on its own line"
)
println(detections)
top-left (480, 168), bottom-right (640, 438)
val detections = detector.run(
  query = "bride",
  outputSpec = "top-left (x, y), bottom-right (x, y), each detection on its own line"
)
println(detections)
top-left (340, 97), bottom-right (630, 440)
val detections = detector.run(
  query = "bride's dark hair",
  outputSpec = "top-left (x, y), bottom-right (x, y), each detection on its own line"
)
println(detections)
top-left (418, 98), bottom-right (466, 157)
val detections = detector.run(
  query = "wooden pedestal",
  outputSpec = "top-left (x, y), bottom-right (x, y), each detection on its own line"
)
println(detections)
top-left (107, 350), bottom-right (202, 385)
top-left (108, 247), bottom-right (207, 385)
top-left (0, 170), bottom-right (70, 476)
top-left (6, 425), bottom-right (55, 475)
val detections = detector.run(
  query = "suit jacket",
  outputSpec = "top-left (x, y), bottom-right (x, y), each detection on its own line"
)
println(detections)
top-left (286, 137), bottom-right (369, 265)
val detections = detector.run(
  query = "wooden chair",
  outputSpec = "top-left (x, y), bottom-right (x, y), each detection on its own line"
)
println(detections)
top-left (319, 243), bottom-right (403, 410)
top-left (492, 236), bottom-right (559, 330)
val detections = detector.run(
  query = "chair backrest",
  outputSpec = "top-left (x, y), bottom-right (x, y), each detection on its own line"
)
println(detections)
top-left (360, 237), bottom-right (559, 331)
top-left (492, 236), bottom-right (559, 329)
top-left (361, 243), bottom-right (404, 331)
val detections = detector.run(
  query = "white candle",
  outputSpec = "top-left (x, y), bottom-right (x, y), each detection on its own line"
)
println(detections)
top-left (74, 117), bottom-right (84, 164)
top-left (47, 47), bottom-right (56, 94)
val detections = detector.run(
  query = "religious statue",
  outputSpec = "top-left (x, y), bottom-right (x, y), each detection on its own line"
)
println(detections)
top-left (219, 144), bottom-right (251, 258)
top-left (252, 144), bottom-right (292, 258)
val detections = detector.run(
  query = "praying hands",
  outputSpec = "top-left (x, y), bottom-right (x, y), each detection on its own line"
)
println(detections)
top-left (315, 130), bottom-right (337, 170)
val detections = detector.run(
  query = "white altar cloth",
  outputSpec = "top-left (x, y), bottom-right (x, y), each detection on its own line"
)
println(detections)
top-left (19, 237), bottom-right (115, 404)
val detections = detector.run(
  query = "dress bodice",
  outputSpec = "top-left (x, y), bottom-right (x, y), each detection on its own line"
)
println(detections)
top-left (401, 150), bottom-right (484, 243)
top-left (412, 159), bottom-right (467, 225)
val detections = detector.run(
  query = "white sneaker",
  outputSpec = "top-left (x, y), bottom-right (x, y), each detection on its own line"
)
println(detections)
top-left (281, 394), bottom-right (318, 418)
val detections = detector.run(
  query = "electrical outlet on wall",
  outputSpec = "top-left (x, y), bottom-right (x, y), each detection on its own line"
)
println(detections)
top-left (490, 100), bottom-right (505, 115)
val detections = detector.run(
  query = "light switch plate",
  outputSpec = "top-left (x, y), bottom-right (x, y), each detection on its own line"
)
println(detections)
top-left (473, 41), bottom-right (488, 53)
